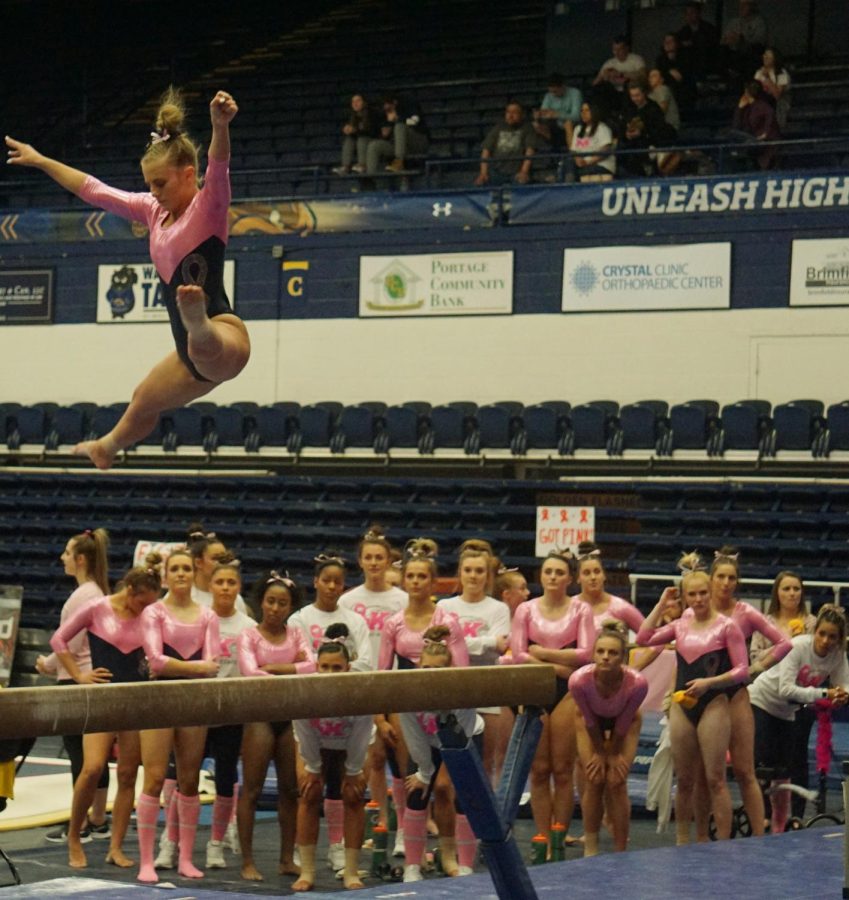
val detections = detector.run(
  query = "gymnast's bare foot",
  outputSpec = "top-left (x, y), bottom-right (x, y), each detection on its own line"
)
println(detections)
top-left (279, 860), bottom-right (301, 876)
top-left (106, 848), bottom-right (134, 868)
top-left (68, 844), bottom-right (87, 869)
top-left (176, 284), bottom-right (211, 331)
top-left (240, 861), bottom-right (264, 881)
top-left (72, 438), bottom-right (118, 470)
top-left (343, 870), bottom-right (365, 890)
top-left (292, 874), bottom-right (314, 892)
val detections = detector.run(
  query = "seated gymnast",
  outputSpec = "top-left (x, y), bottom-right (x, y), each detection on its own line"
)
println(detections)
top-left (5, 86), bottom-right (250, 470)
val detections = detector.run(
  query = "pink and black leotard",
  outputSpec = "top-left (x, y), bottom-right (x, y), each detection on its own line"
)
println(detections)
top-left (637, 609), bottom-right (749, 724)
top-left (378, 605), bottom-right (469, 670)
top-left (50, 595), bottom-right (149, 683)
top-left (141, 601), bottom-right (220, 678)
top-left (78, 156), bottom-right (234, 382)
top-left (568, 664), bottom-right (648, 736)
top-left (503, 596), bottom-right (595, 710)
top-left (725, 601), bottom-right (792, 697)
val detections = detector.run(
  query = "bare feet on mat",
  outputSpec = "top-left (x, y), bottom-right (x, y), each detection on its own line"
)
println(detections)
top-left (68, 846), bottom-right (87, 869)
top-left (240, 862), bottom-right (264, 881)
top-left (292, 875), bottom-right (315, 892)
top-left (106, 848), bottom-right (135, 868)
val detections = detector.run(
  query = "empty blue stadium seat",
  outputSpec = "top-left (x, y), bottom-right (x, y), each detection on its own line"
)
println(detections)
top-left (619, 401), bottom-right (669, 453)
top-left (669, 400), bottom-right (720, 452)
top-left (168, 407), bottom-right (206, 449)
top-left (426, 404), bottom-right (478, 454)
top-left (46, 405), bottom-right (87, 448)
top-left (7, 405), bottom-right (48, 448)
top-left (383, 405), bottom-right (421, 450)
top-left (719, 401), bottom-right (772, 454)
top-left (252, 403), bottom-right (301, 452)
top-left (207, 406), bottom-right (246, 449)
top-left (571, 402), bottom-right (620, 453)
top-left (772, 400), bottom-right (827, 455)
top-left (523, 404), bottom-right (570, 453)
top-left (332, 405), bottom-right (384, 452)
top-left (477, 403), bottom-right (526, 454)
top-left (826, 401), bottom-right (849, 453)
top-left (299, 404), bottom-right (337, 448)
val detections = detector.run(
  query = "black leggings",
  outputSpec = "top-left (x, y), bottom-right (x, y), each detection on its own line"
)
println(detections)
top-left (205, 723), bottom-right (244, 798)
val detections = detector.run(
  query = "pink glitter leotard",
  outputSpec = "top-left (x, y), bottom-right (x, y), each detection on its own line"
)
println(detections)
top-left (507, 596), bottom-right (595, 666)
top-left (141, 601), bottom-right (220, 676)
top-left (568, 664), bottom-right (648, 736)
top-left (378, 605), bottom-right (469, 670)
top-left (728, 601), bottom-right (792, 660)
top-left (237, 625), bottom-right (316, 676)
top-left (50, 595), bottom-right (149, 683)
top-left (583, 594), bottom-right (645, 636)
top-left (78, 157), bottom-right (234, 381)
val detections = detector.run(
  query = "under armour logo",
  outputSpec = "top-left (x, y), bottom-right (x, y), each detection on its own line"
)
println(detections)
top-left (432, 202), bottom-right (453, 217)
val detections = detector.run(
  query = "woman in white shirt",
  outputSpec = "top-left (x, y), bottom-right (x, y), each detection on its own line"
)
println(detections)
top-left (570, 102), bottom-right (616, 181)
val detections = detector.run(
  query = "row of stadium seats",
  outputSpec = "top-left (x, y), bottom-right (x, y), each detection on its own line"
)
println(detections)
top-left (2, 398), bottom-right (848, 459)
top-left (2, 472), bottom-right (848, 630)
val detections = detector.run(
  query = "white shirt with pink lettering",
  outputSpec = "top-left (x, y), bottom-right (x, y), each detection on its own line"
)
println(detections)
top-left (287, 603), bottom-right (373, 672)
top-left (748, 634), bottom-right (849, 721)
top-left (340, 584), bottom-right (408, 664)
top-left (437, 595), bottom-right (510, 666)
top-left (293, 714), bottom-right (375, 776)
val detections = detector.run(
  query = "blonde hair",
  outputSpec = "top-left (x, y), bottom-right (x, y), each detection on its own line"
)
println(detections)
top-left (677, 551), bottom-right (709, 592)
top-left (402, 538), bottom-right (439, 577)
top-left (142, 86), bottom-right (200, 173)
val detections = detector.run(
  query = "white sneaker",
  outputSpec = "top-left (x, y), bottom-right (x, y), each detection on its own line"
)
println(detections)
top-left (327, 841), bottom-right (345, 871)
top-left (206, 839), bottom-right (226, 869)
top-left (223, 822), bottom-right (240, 854)
top-left (393, 829), bottom-right (405, 857)
top-left (332, 166), bottom-right (351, 176)
top-left (154, 836), bottom-right (177, 869)
top-left (457, 865), bottom-right (474, 876)
top-left (403, 863), bottom-right (423, 882)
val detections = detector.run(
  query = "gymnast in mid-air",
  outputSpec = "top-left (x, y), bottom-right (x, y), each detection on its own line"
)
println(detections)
top-left (5, 86), bottom-right (250, 470)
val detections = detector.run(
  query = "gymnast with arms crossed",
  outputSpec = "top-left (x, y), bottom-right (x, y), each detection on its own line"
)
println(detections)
top-left (636, 552), bottom-right (749, 844)
top-left (568, 623), bottom-right (648, 857)
top-left (5, 87), bottom-right (250, 470)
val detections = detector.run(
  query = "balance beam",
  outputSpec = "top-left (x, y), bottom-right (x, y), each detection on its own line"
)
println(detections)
top-left (0, 665), bottom-right (555, 739)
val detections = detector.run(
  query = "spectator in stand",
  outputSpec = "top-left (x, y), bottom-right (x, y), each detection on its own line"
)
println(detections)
top-left (754, 47), bottom-right (791, 130)
top-left (655, 32), bottom-right (696, 116)
top-left (721, 0), bottom-right (769, 83)
top-left (570, 102), bottom-right (616, 183)
top-left (732, 80), bottom-right (780, 169)
top-left (333, 93), bottom-right (378, 176)
top-left (366, 94), bottom-right (430, 175)
top-left (474, 101), bottom-right (537, 186)
top-left (648, 68), bottom-right (681, 133)
top-left (533, 72), bottom-right (582, 152)
top-left (620, 82), bottom-right (678, 177)
top-left (592, 35), bottom-right (646, 116)
top-left (677, 2), bottom-right (719, 82)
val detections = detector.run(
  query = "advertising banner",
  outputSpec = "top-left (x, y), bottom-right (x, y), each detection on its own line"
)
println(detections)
top-left (360, 251), bottom-right (513, 317)
top-left (789, 237), bottom-right (849, 306)
top-left (562, 242), bottom-right (730, 312)
top-left (0, 269), bottom-right (53, 323)
top-left (96, 261), bottom-right (235, 322)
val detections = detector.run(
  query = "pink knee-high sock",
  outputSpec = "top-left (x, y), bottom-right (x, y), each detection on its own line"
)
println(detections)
top-left (455, 814), bottom-right (477, 868)
top-left (391, 777), bottom-right (407, 830)
top-left (211, 795), bottom-right (234, 843)
top-left (176, 792), bottom-right (204, 879)
top-left (164, 780), bottom-right (179, 843)
top-left (324, 798), bottom-right (344, 846)
top-left (403, 807), bottom-right (428, 868)
top-left (136, 792), bottom-right (161, 883)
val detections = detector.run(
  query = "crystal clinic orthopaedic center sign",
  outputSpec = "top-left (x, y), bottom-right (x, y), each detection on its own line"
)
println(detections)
top-left (535, 506), bottom-right (595, 557)
top-left (562, 243), bottom-right (730, 312)
top-left (95, 261), bottom-right (236, 322)
top-left (790, 238), bottom-right (849, 306)
top-left (359, 251), bottom-right (513, 317)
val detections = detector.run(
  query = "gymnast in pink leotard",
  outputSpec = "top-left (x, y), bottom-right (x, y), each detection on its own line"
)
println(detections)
top-left (569, 624), bottom-right (648, 857)
top-left (574, 542), bottom-right (645, 642)
top-left (501, 549), bottom-right (594, 853)
top-left (237, 571), bottom-right (314, 882)
top-left (637, 552), bottom-right (748, 844)
top-left (688, 545), bottom-right (793, 841)
top-left (135, 548), bottom-right (220, 883)
top-left (49, 561), bottom-right (162, 871)
top-left (5, 87), bottom-right (250, 470)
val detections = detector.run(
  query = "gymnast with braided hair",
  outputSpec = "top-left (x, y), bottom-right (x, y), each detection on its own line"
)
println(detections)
top-left (636, 552), bottom-right (749, 844)
top-left (5, 86), bottom-right (249, 470)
